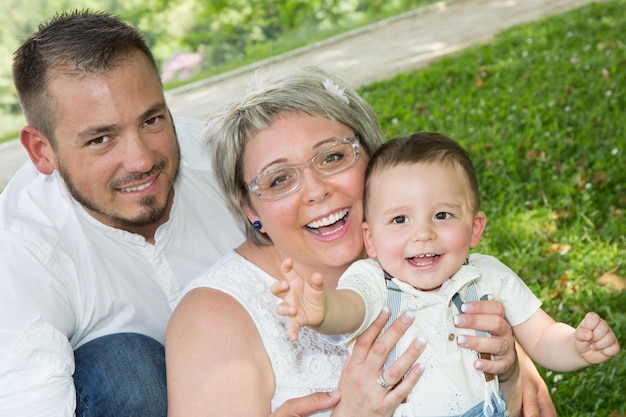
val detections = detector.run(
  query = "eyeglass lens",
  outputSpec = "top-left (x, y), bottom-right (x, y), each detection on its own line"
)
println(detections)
top-left (251, 138), bottom-right (358, 200)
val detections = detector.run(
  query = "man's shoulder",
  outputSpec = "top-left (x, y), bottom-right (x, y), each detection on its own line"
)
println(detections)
top-left (174, 117), bottom-right (204, 138)
top-left (174, 117), bottom-right (214, 170)
top-left (0, 165), bottom-right (73, 246)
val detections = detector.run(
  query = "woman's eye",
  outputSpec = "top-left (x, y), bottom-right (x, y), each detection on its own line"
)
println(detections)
top-left (321, 152), bottom-right (344, 165)
top-left (268, 171), bottom-right (295, 189)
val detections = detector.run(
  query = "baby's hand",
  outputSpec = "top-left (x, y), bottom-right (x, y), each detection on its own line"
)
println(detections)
top-left (574, 312), bottom-right (621, 364)
top-left (271, 258), bottom-right (327, 341)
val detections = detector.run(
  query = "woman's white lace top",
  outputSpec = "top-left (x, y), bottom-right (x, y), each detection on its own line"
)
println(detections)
top-left (183, 251), bottom-right (346, 415)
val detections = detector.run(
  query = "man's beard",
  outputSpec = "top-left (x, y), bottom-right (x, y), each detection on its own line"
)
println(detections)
top-left (58, 152), bottom-right (180, 230)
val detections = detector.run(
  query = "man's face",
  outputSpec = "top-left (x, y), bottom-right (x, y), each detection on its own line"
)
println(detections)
top-left (46, 52), bottom-right (180, 240)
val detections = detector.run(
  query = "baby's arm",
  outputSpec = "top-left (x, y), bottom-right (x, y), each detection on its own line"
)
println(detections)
top-left (513, 309), bottom-right (620, 372)
top-left (272, 258), bottom-right (365, 341)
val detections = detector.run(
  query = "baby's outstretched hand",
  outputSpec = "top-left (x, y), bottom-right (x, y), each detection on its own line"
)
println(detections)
top-left (574, 312), bottom-right (621, 364)
top-left (271, 258), bottom-right (327, 341)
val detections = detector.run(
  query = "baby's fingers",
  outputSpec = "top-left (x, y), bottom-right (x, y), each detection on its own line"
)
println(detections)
top-left (579, 312), bottom-right (601, 331)
top-left (309, 272), bottom-right (325, 290)
top-left (280, 258), bottom-right (295, 275)
top-left (592, 327), bottom-right (620, 355)
top-left (288, 319), bottom-right (301, 341)
top-left (276, 301), bottom-right (296, 317)
top-left (271, 280), bottom-right (290, 297)
top-left (577, 313), bottom-right (614, 347)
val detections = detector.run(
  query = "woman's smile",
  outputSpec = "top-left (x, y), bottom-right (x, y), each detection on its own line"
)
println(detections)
top-left (305, 208), bottom-right (350, 236)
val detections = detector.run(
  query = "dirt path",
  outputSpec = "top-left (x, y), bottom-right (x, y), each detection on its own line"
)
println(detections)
top-left (0, 0), bottom-right (604, 190)
top-left (164, 0), bottom-right (603, 121)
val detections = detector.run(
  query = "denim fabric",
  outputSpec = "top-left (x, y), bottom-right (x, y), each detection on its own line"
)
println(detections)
top-left (455, 393), bottom-right (508, 417)
top-left (74, 333), bottom-right (167, 417)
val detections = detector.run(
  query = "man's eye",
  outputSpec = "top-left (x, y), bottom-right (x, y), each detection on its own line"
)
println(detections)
top-left (87, 135), bottom-right (111, 146)
top-left (391, 215), bottom-right (408, 224)
top-left (144, 116), bottom-right (163, 127)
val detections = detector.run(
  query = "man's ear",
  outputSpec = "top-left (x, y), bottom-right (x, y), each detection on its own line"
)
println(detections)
top-left (20, 126), bottom-right (56, 175)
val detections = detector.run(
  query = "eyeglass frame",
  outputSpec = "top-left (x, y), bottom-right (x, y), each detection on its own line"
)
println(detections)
top-left (244, 136), bottom-right (361, 201)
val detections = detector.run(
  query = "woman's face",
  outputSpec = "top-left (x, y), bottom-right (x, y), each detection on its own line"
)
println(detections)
top-left (242, 112), bottom-right (368, 282)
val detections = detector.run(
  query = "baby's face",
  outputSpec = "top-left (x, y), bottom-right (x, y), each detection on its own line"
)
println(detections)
top-left (362, 161), bottom-right (485, 291)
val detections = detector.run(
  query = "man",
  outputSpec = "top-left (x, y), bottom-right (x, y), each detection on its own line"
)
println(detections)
top-left (0, 10), bottom-right (339, 416)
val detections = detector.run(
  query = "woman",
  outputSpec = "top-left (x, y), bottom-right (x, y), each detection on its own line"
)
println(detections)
top-left (165, 66), bottom-right (551, 416)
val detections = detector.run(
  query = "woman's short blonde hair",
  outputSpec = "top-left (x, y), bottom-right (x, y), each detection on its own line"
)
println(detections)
top-left (203, 66), bottom-right (384, 245)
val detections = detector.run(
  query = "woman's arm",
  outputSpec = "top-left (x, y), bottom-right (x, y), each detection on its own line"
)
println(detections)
top-left (517, 345), bottom-right (557, 417)
top-left (166, 288), bottom-right (274, 417)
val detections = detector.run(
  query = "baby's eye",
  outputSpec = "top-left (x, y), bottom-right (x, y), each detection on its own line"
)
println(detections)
top-left (435, 212), bottom-right (452, 220)
top-left (391, 215), bottom-right (409, 224)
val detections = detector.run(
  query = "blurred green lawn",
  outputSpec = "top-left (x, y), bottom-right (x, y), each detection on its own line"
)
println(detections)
top-left (360, 1), bottom-right (625, 415)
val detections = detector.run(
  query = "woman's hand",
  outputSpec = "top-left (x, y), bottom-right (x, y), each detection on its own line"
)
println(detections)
top-left (270, 391), bottom-right (341, 417)
top-left (453, 300), bottom-right (517, 378)
top-left (454, 300), bottom-right (556, 417)
top-left (331, 309), bottom-right (426, 417)
top-left (517, 346), bottom-right (557, 417)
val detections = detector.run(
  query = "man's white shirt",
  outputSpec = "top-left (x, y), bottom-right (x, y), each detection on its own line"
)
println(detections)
top-left (0, 118), bottom-right (244, 416)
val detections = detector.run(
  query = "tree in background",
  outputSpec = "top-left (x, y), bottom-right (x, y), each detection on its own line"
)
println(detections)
top-left (0, 0), bottom-right (187, 138)
top-left (0, 0), bottom-right (433, 139)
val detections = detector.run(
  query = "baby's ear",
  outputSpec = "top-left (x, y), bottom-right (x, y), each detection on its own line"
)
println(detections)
top-left (362, 222), bottom-right (377, 258)
top-left (470, 211), bottom-right (487, 248)
top-left (20, 126), bottom-right (57, 175)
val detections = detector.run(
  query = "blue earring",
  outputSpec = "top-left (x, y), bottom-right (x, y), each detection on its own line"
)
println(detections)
top-left (252, 220), bottom-right (262, 230)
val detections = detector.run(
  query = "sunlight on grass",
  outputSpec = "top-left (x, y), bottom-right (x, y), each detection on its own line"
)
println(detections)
top-left (362, 1), bottom-right (625, 414)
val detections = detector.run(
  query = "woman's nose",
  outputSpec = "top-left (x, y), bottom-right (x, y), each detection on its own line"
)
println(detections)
top-left (301, 166), bottom-right (331, 204)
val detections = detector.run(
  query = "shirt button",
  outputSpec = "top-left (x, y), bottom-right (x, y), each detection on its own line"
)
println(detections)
top-left (448, 333), bottom-right (455, 341)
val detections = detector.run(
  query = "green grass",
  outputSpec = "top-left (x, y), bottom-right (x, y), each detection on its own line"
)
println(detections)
top-left (360, 1), bottom-right (625, 415)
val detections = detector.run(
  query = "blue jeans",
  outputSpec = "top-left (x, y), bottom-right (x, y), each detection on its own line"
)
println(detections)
top-left (74, 333), bottom-right (167, 417)
top-left (456, 392), bottom-right (509, 417)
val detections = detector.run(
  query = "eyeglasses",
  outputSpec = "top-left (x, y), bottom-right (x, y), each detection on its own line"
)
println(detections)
top-left (245, 137), bottom-right (361, 201)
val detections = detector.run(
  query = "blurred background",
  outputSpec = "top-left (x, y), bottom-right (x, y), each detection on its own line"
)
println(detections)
top-left (0, 0), bottom-right (436, 142)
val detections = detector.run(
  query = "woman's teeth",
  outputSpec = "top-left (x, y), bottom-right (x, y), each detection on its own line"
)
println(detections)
top-left (306, 209), bottom-right (349, 229)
